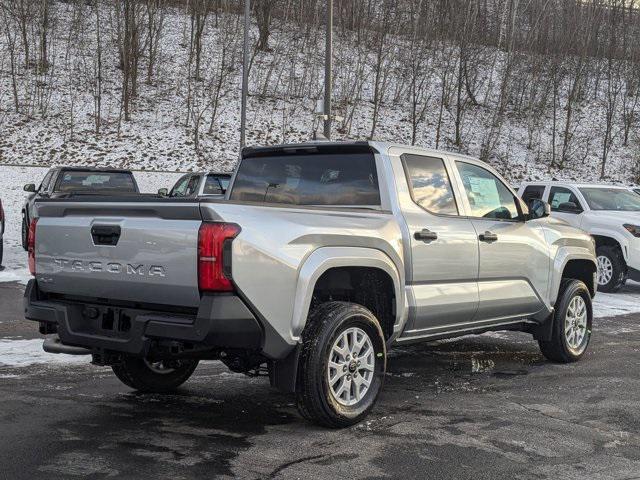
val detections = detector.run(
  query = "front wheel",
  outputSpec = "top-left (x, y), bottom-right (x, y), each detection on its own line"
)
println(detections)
top-left (596, 245), bottom-right (626, 293)
top-left (296, 301), bottom-right (386, 428)
top-left (539, 279), bottom-right (592, 363)
top-left (112, 357), bottom-right (199, 392)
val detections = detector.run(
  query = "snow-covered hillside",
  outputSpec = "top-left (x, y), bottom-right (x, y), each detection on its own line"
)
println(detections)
top-left (1, 2), bottom-right (639, 184)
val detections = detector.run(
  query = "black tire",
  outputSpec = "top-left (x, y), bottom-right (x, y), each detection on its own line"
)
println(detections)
top-left (21, 213), bottom-right (29, 251)
top-left (0, 237), bottom-right (3, 267)
top-left (112, 357), bottom-right (199, 392)
top-left (539, 279), bottom-right (592, 363)
top-left (596, 245), bottom-right (626, 293)
top-left (296, 301), bottom-right (386, 428)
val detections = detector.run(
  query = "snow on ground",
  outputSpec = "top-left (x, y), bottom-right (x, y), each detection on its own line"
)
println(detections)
top-left (0, 338), bottom-right (88, 367)
top-left (594, 284), bottom-right (640, 318)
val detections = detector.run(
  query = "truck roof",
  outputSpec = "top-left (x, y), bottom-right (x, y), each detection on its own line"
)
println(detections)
top-left (55, 167), bottom-right (134, 174)
top-left (241, 140), bottom-right (483, 164)
top-left (520, 180), bottom-right (629, 190)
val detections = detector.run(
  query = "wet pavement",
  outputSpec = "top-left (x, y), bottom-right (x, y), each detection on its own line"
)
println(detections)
top-left (1, 282), bottom-right (639, 479)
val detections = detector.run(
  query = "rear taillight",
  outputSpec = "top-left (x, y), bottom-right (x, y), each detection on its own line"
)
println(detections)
top-left (198, 222), bottom-right (241, 292)
top-left (28, 218), bottom-right (38, 276)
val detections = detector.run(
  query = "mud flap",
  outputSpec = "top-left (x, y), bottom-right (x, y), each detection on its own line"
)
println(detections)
top-left (269, 344), bottom-right (301, 393)
top-left (529, 310), bottom-right (555, 342)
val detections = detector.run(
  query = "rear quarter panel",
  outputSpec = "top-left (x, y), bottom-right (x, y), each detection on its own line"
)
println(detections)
top-left (201, 202), bottom-right (405, 355)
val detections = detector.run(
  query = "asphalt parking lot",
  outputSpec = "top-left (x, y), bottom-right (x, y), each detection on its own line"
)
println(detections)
top-left (1, 281), bottom-right (640, 480)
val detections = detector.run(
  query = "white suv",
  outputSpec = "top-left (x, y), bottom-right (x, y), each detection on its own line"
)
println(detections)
top-left (519, 182), bottom-right (640, 292)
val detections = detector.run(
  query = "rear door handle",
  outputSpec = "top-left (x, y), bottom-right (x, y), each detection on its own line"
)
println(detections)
top-left (479, 231), bottom-right (498, 243)
top-left (414, 229), bottom-right (438, 242)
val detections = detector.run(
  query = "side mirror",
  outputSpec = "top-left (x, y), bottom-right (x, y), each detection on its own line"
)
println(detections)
top-left (24, 183), bottom-right (36, 193)
top-left (529, 199), bottom-right (551, 220)
top-left (157, 188), bottom-right (168, 196)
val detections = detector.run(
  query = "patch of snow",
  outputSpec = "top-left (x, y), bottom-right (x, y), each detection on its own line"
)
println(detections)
top-left (0, 338), bottom-right (89, 367)
top-left (593, 282), bottom-right (640, 318)
top-left (471, 357), bottom-right (496, 373)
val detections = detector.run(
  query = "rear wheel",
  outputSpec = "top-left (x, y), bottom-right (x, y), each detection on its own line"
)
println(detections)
top-left (539, 279), bottom-right (592, 363)
top-left (112, 357), bottom-right (199, 392)
top-left (0, 237), bottom-right (3, 266)
top-left (596, 245), bottom-right (626, 293)
top-left (296, 301), bottom-right (386, 428)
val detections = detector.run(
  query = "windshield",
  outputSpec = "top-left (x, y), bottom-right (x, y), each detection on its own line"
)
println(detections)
top-left (55, 171), bottom-right (137, 193)
top-left (579, 188), bottom-right (640, 211)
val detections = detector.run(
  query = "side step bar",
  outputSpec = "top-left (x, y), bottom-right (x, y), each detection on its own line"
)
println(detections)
top-left (43, 336), bottom-right (92, 355)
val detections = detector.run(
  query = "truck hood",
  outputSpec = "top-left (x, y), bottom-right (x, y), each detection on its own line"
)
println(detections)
top-left (587, 210), bottom-right (640, 226)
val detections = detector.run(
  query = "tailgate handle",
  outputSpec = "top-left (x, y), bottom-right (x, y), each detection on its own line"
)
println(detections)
top-left (91, 225), bottom-right (121, 246)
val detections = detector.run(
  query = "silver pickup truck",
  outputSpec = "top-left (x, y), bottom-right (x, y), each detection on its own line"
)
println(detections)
top-left (25, 142), bottom-right (597, 427)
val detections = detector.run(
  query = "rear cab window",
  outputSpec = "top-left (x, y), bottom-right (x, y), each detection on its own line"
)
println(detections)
top-left (230, 150), bottom-right (380, 206)
top-left (402, 154), bottom-right (458, 215)
top-left (55, 171), bottom-right (137, 193)
top-left (203, 175), bottom-right (231, 195)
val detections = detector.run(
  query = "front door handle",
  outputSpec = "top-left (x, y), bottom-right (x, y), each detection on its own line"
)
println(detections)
top-left (414, 229), bottom-right (438, 242)
top-left (479, 231), bottom-right (498, 243)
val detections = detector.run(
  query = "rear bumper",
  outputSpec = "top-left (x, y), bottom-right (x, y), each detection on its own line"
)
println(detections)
top-left (24, 279), bottom-right (263, 358)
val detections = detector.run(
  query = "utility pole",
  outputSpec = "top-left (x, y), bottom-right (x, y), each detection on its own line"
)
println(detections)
top-left (323, 0), bottom-right (333, 140)
top-left (240, 0), bottom-right (250, 149)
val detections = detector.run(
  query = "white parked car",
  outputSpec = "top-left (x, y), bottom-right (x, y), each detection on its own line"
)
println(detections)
top-left (519, 182), bottom-right (640, 292)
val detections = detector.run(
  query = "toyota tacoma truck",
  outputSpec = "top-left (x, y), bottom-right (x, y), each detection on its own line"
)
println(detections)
top-left (25, 142), bottom-right (597, 428)
top-left (519, 181), bottom-right (640, 292)
top-left (21, 167), bottom-right (140, 250)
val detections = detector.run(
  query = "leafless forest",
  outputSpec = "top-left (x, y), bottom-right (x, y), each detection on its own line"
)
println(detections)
top-left (1, 0), bottom-right (640, 182)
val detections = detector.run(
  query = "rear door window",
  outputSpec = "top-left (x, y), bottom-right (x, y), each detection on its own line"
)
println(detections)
top-left (230, 153), bottom-right (380, 206)
top-left (402, 154), bottom-right (458, 215)
top-left (185, 175), bottom-right (200, 196)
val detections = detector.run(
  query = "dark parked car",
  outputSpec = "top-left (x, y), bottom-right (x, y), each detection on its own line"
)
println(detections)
top-left (159, 172), bottom-right (232, 198)
top-left (22, 167), bottom-right (139, 250)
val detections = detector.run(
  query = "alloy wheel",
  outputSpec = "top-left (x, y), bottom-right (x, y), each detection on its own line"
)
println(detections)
top-left (564, 295), bottom-right (588, 354)
top-left (327, 327), bottom-right (375, 406)
top-left (597, 255), bottom-right (613, 286)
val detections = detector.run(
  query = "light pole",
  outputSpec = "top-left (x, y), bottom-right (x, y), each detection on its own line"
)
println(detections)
top-left (323, 0), bottom-right (333, 140)
top-left (240, 0), bottom-right (250, 149)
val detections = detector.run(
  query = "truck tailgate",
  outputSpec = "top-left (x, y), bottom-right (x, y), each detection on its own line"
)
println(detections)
top-left (34, 200), bottom-right (202, 308)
